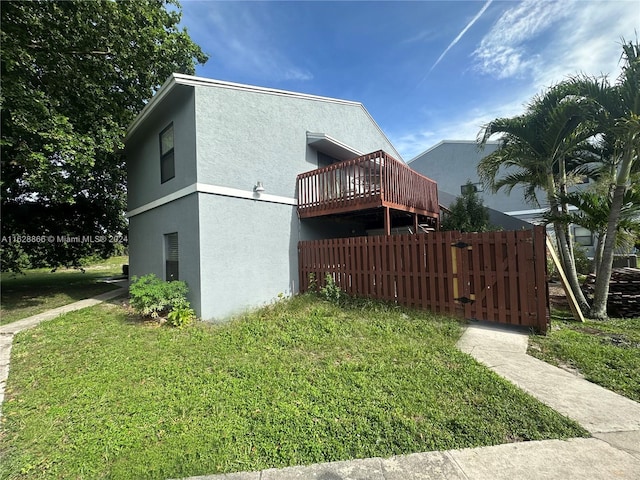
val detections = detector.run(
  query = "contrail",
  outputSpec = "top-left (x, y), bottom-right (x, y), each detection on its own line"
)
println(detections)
top-left (426, 0), bottom-right (493, 77)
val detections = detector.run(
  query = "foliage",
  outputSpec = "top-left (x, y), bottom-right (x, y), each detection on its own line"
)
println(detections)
top-left (0, 255), bottom-right (128, 325)
top-left (0, 298), bottom-right (586, 478)
top-left (572, 244), bottom-right (592, 275)
top-left (166, 306), bottom-right (196, 328)
top-left (320, 273), bottom-right (342, 303)
top-left (529, 316), bottom-right (640, 402)
top-left (307, 272), bottom-right (318, 291)
top-left (129, 273), bottom-right (191, 320)
top-left (440, 181), bottom-right (492, 232)
top-left (0, 0), bottom-right (208, 272)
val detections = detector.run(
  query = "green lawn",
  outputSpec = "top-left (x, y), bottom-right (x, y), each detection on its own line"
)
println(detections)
top-left (0, 256), bottom-right (127, 325)
top-left (0, 296), bottom-right (587, 479)
top-left (529, 313), bottom-right (640, 402)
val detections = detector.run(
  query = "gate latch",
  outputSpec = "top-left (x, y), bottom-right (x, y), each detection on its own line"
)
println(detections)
top-left (452, 241), bottom-right (471, 249)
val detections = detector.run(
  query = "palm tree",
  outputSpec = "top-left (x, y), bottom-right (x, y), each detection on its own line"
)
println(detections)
top-left (563, 40), bottom-right (640, 319)
top-left (477, 84), bottom-right (598, 315)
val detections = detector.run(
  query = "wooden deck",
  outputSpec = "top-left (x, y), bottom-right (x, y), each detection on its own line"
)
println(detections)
top-left (297, 150), bottom-right (439, 221)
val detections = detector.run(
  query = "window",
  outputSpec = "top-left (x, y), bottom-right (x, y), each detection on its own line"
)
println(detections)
top-left (160, 123), bottom-right (175, 183)
top-left (460, 182), bottom-right (483, 195)
top-left (574, 227), bottom-right (593, 246)
top-left (165, 232), bottom-right (179, 281)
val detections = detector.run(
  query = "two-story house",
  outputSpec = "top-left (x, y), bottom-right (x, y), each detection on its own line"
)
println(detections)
top-left (125, 74), bottom-right (438, 320)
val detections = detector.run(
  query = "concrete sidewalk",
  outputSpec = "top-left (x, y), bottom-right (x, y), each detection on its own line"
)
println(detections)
top-left (177, 323), bottom-right (640, 480)
top-left (0, 282), bottom-right (128, 417)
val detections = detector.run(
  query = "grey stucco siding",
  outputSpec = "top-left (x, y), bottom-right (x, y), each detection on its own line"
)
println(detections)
top-left (197, 193), bottom-right (298, 320)
top-left (127, 194), bottom-right (202, 315)
top-left (409, 141), bottom-right (539, 213)
top-left (126, 85), bottom-right (197, 211)
top-left (193, 85), bottom-right (399, 200)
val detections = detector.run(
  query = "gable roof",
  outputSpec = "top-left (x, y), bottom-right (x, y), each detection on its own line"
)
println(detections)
top-left (407, 139), bottom-right (500, 164)
top-left (125, 74), bottom-right (402, 160)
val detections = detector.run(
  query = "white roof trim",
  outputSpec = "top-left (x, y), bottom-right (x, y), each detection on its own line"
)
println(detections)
top-left (407, 139), bottom-right (501, 164)
top-left (126, 182), bottom-right (297, 218)
top-left (306, 132), bottom-right (363, 160)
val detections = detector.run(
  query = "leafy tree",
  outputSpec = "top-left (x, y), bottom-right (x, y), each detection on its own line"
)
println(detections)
top-left (441, 182), bottom-right (492, 232)
top-left (1, 0), bottom-right (208, 272)
top-left (478, 84), bottom-right (597, 315)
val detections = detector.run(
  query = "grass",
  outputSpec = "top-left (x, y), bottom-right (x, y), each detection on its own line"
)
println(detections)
top-left (0, 256), bottom-right (127, 325)
top-left (529, 311), bottom-right (640, 402)
top-left (0, 295), bottom-right (587, 479)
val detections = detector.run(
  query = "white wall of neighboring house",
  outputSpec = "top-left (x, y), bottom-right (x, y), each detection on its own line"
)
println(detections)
top-left (409, 140), bottom-right (597, 257)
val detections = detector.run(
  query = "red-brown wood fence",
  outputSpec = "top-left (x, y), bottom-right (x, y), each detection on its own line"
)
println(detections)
top-left (299, 226), bottom-right (549, 332)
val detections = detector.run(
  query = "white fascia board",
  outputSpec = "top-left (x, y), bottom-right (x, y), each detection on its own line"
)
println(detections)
top-left (505, 206), bottom-right (579, 216)
top-left (306, 132), bottom-right (364, 160)
top-left (126, 183), bottom-right (197, 218)
top-left (124, 74), bottom-right (179, 142)
top-left (407, 139), bottom-right (501, 164)
top-left (195, 183), bottom-right (297, 206)
top-left (126, 182), bottom-right (297, 218)
top-left (172, 73), bottom-right (362, 107)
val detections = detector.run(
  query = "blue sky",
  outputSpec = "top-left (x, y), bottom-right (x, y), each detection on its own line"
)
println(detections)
top-left (179, 0), bottom-right (639, 160)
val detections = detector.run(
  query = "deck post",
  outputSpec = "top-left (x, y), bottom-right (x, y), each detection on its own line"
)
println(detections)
top-left (384, 207), bottom-right (391, 236)
top-left (413, 213), bottom-right (419, 234)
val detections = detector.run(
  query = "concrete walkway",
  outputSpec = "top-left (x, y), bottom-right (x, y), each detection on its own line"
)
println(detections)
top-left (0, 282), bottom-right (128, 417)
top-left (177, 323), bottom-right (640, 480)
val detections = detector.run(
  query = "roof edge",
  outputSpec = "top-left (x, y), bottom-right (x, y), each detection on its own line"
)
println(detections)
top-left (407, 139), bottom-right (500, 164)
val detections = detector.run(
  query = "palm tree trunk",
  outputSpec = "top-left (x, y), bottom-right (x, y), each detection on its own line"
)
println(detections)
top-left (590, 148), bottom-right (635, 319)
top-left (547, 173), bottom-right (591, 315)
top-left (594, 230), bottom-right (605, 276)
top-left (554, 220), bottom-right (591, 314)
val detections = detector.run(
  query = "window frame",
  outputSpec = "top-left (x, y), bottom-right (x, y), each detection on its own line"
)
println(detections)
top-left (160, 123), bottom-right (175, 184)
top-left (574, 226), bottom-right (593, 247)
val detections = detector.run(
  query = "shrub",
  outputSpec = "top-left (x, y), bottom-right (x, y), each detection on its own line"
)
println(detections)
top-left (129, 273), bottom-right (191, 320)
top-left (166, 306), bottom-right (195, 328)
top-left (320, 273), bottom-right (342, 303)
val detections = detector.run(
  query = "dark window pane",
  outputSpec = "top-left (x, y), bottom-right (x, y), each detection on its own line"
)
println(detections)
top-left (161, 151), bottom-right (175, 183)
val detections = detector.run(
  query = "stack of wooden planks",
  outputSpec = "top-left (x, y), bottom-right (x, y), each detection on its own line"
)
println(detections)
top-left (583, 268), bottom-right (640, 318)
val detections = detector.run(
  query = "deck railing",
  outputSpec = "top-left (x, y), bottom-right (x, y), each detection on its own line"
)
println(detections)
top-left (297, 150), bottom-right (438, 218)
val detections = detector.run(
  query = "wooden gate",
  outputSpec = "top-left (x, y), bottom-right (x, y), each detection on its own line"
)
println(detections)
top-left (298, 226), bottom-right (548, 332)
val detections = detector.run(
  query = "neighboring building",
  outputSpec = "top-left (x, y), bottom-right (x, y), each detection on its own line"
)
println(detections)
top-left (409, 140), bottom-right (596, 254)
top-left (125, 74), bottom-right (438, 320)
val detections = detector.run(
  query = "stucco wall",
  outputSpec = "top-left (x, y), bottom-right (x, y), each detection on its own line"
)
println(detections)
top-left (126, 85), bottom-right (197, 211)
top-left (127, 194), bottom-right (202, 314)
top-left (197, 194), bottom-right (298, 320)
top-left (409, 141), bottom-right (539, 214)
top-left (193, 85), bottom-right (400, 199)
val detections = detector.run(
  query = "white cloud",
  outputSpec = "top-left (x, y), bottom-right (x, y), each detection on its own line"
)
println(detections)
top-left (473, 0), bottom-right (638, 85)
top-left (473, 0), bottom-right (569, 79)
